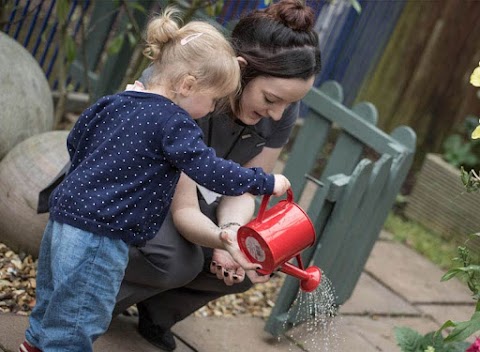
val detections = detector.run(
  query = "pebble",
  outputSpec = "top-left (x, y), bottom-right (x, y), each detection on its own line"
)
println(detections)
top-left (195, 273), bottom-right (285, 319)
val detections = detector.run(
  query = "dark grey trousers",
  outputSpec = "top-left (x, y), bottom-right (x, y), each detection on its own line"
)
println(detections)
top-left (113, 200), bottom-right (253, 329)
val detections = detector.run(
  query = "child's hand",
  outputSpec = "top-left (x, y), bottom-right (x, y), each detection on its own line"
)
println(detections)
top-left (272, 174), bottom-right (291, 196)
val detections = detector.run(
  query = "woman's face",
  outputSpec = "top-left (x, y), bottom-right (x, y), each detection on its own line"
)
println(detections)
top-left (236, 75), bottom-right (315, 125)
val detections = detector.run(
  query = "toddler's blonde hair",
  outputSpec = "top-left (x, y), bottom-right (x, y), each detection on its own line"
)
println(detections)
top-left (143, 7), bottom-right (240, 103)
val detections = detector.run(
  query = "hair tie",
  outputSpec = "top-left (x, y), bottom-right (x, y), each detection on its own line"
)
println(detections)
top-left (180, 32), bottom-right (204, 46)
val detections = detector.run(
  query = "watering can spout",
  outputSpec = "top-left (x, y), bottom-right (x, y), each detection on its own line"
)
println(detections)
top-left (300, 266), bottom-right (322, 292)
top-left (280, 260), bottom-right (322, 292)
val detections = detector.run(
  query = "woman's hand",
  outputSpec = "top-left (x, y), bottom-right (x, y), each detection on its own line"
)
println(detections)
top-left (210, 228), bottom-right (270, 285)
top-left (210, 249), bottom-right (245, 285)
top-left (210, 248), bottom-right (271, 285)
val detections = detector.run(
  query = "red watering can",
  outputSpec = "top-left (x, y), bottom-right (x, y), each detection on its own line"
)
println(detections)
top-left (237, 189), bottom-right (322, 292)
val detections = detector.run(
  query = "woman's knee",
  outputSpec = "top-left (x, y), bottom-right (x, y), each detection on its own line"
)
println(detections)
top-left (125, 243), bottom-right (204, 289)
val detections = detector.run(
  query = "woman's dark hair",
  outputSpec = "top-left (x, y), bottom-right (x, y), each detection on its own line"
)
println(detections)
top-left (231, 0), bottom-right (321, 87)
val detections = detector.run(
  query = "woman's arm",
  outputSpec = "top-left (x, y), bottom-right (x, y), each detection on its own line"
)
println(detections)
top-left (172, 146), bottom-right (282, 246)
top-left (212, 147), bottom-right (283, 284)
top-left (171, 147), bottom-right (283, 283)
top-left (170, 173), bottom-right (223, 249)
top-left (215, 146), bottom-right (282, 227)
top-left (171, 173), bottom-right (262, 273)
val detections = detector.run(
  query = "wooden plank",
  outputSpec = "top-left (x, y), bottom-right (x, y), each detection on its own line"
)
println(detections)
top-left (321, 100), bottom-right (377, 180)
top-left (282, 110), bottom-right (331, 200)
top-left (281, 82), bottom-right (343, 199)
top-left (356, 0), bottom-right (442, 126)
top-left (310, 159), bottom-right (373, 277)
top-left (331, 126), bottom-right (415, 303)
top-left (334, 0), bottom-right (406, 105)
top-left (347, 126), bottom-right (416, 284)
top-left (303, 87), bottom-right (409, 156)
top-left (333, 154), bottom-right (393, 303)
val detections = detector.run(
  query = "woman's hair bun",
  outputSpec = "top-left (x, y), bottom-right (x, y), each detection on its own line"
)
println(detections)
top-left (264, 0), bottom-right (315, 31)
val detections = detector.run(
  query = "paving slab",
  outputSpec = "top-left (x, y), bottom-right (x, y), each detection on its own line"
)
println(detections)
top-left (365, 240), bottom-right (472, 304)
top-left (287, 315), bottom-right (439, 352)
top-left (416, 303), bottom-right (476, 326)
top-left (0, 313), bottom-right (193, 352)
top-left (340, 272), bottom-right (419, 316)
top-left (415, 304), bottom-right (477, 344)
top-left (96, 315), bottom-right (194, 352)
top-left (173, 316), bottom-right (303, 352)
top-left (0, 313), bottom-right (26, 352)
top-left (378, 229), bottom-right (394, 240)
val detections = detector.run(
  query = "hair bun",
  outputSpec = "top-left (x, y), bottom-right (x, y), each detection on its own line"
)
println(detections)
top-left (265, 0), bottom-right (315, 31)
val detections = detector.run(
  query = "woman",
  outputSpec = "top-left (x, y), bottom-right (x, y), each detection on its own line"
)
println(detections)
top-left (115, 1), bottom-right (321, 351)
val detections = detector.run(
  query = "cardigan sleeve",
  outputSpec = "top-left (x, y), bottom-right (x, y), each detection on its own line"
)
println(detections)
top-left (161, 112), bottom-right (275, 196)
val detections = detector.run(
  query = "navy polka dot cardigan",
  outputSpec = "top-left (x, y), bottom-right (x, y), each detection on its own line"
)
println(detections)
top-left (49, 91), bottom-right (274, 246)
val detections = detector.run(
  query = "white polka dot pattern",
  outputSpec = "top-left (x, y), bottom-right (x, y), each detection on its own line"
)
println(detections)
top-left (49, 91), bottom-right (274, 246)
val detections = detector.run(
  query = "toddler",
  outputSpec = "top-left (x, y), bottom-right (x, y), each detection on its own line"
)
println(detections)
top-left (20, 7), bottom-right (289, 352)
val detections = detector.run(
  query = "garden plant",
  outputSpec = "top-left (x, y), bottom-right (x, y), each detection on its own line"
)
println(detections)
top-left (395, 62), bottom-right (480, 352)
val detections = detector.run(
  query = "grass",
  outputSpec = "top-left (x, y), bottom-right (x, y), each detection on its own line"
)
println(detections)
top-left (384, 212), bottom-right (462, 270)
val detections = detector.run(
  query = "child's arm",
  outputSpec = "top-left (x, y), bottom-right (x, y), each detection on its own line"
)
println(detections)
top-left (162, 113), bottom-right (290, 196)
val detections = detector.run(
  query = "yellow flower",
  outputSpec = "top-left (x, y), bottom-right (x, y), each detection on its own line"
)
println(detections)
top-left (472, 119), bottom-right (480, 139)
top-left (471, 62), bottom-right (480, 87)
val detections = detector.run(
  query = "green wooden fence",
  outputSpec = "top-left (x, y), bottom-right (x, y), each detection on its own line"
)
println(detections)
top-left (266, 81), bottom-right (416, 336)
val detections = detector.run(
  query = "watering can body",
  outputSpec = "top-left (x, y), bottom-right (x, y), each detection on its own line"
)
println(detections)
top-left (237, 189), bottom-right (322, 292)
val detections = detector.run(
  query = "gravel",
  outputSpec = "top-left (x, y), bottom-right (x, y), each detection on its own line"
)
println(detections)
top-left (0, 243), bottom-right (37, 315)
top-left (0, 241), bottom-right (284, 320)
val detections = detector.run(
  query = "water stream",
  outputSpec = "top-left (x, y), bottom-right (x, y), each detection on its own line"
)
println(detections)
top-left (282, 273), bottom-right (344, 351)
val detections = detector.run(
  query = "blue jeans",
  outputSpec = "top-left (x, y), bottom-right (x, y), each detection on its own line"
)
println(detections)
top-left (25, 220), bottom-right (129, 352)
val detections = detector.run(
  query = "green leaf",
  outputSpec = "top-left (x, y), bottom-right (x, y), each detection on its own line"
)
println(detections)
top-left (215, 0), bottom-right (224, 14)
top-left (445, 341), bottom-right (473, 352)
top-left (56, 0), bottom-right (70, 24)
top-left (394, 326), bottom-right (424, 351)
top-left (107, 34), bottom-right (124, 54)
top-left (441, 268), bottom-right (463, 281)
top-left (349, 0), bottom-right (362, 13)
top-left (205, 4), bottom-right (215, 17)
top-left (443, 311), bottom-right (480, 342)
top-left (442, 266), bottom-right (480, 282)
top-left (461, 167), bottom-right (470, 186)
top-left (422, 331), bottom-right (445, 350)
top-left (127, 31), bottom-right (137, 47)
top-left (64, 36), bottom-right (76, 65)
top-left (126, 2), bottom-right (146, 13)
top-left (437, 319), bottom-right (457, 333)
top-left (463, 264), bottom-right (480, 273)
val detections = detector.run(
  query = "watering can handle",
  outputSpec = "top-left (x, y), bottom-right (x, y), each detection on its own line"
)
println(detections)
top-left (257, 188), bottom-right (294, 222)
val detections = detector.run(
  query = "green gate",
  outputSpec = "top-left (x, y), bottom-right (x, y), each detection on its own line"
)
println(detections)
top-left (266, 81), bottom-right (416, 336)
